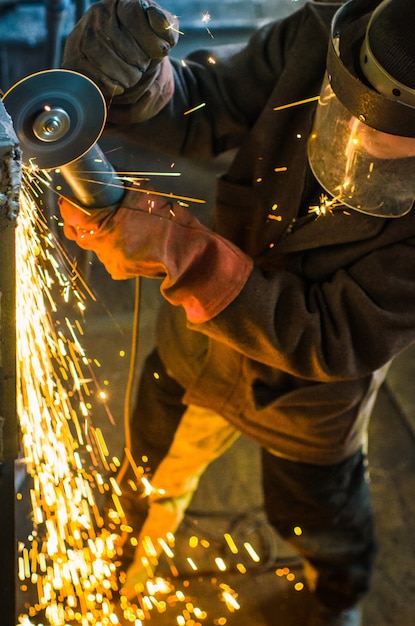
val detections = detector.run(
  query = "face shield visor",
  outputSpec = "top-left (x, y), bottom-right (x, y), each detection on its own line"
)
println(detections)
top-left (307, 0), bottom-right (415, 217)
top-left (308, 75), bottom-right (415, 216)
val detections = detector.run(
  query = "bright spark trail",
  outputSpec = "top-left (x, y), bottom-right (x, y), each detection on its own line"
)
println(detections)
top-left (16, 168), bottom-right (121, 626)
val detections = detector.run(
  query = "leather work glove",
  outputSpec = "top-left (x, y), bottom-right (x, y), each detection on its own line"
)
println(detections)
top-left (62, 0), bottom-right (179, 122)
top-left (58, 192), bottom-right (254, 323)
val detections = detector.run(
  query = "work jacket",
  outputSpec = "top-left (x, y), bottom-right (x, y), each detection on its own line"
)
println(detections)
top-left (108, 0), bottom-right (415, 464)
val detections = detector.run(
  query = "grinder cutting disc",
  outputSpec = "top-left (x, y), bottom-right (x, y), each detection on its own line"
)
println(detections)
top-left (2, 69), bottom-right (107, 170)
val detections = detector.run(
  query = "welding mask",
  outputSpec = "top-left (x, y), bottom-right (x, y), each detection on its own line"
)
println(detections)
top-left (308, 0), bottom-right (415, 217)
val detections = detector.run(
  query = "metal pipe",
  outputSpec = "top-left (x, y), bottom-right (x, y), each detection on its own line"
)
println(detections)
top-left (0, 100), bottom-right (20, 462)
top-left (0, 98), bottom-right (22, 626)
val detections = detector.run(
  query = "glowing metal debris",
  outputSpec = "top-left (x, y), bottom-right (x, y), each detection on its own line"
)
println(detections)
top-left (309, 193), bottom-right (343, 217)
top-left (183, 102), bottom-right (207, 116)
top-left (273, 95), bottom-right (320, 111)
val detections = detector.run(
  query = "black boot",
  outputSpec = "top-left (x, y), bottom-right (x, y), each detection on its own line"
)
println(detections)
top-left (308, 599), bottom-right (361, 626)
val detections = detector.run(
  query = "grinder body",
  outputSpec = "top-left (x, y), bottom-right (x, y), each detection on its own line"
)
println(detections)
top-left (61, 143), bottom-right (124, 208)
top-left (3, 69), bottom-right (125, 208)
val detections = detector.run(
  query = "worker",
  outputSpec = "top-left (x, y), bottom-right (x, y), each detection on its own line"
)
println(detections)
top-left (59, 0), bottom-right (415, 624)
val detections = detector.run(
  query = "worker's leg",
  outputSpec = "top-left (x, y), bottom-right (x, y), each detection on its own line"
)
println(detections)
top-left (124, 402), bottom-right (239, 595)
top-left (106, 349), bottom-right (239, 595)
top-left (261, 448), bottom-right (377, 623)
top-left (104, 349), bottom-right (187, 558)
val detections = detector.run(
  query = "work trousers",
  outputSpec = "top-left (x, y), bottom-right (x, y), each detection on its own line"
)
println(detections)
top-left (124, 348), bottom-right (377, 608)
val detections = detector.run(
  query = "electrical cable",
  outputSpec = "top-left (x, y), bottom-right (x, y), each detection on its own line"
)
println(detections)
top-left (116, 275), bottom-right (142, 484)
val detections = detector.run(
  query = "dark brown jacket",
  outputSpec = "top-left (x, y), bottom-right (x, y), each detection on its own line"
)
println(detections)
top-left (110, 0), bottom-right (415, 463)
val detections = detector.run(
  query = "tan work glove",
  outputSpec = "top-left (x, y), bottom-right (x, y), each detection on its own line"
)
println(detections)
top-left (59, 192), bottom-right (253, 323)
top-left (62, 0), bottom-right (179, 122)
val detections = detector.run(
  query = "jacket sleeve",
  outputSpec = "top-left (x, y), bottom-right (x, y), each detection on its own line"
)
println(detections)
top-left (193, 231), bottom-right (415, 383)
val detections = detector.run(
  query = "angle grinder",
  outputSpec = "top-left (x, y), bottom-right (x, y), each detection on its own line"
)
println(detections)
top-left (2, 69), bottom-right (125, 208)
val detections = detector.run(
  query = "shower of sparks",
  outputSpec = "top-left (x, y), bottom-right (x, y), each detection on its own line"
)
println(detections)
top-left (15, 167), bottom-right (124, 625)
top-left (166, 21), bottom-right (185, 36)
top-left (308, 193), bottom-right (343, 218)
top-left (52, 168), bottom-right (207, 206)
top-left (267, 202), bottom-right (283, 222)
top-left (60, 170), bottom-right (182, 178)
top-left (15, 163), bottom-right (305, 625)
top-left (122, 183), bottom-right (206, 205)
top-left (202, 12), bottom-right (214, 38)
top-left (220, 585), bottom-right (240, 612)
top-left (13, 165), bottom-right (226, 625)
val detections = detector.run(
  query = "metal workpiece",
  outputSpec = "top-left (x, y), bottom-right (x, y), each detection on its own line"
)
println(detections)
top-left (0, 99), bottom-right (21, 220)
top-left (0, 97), bottom-right (21, 463)
top-left (0, 94), bottom-right (21, 626)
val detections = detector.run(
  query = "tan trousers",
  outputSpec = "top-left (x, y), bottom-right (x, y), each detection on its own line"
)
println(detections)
top-left (124, 404), bottom-right (239, 594)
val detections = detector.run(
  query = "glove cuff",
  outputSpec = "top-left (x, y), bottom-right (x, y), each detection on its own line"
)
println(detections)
top-left (161, 236), bottom-right (254, 324)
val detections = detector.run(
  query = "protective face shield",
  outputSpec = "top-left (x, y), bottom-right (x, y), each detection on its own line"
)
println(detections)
top-left (308, 0), bottom-right (415, 217)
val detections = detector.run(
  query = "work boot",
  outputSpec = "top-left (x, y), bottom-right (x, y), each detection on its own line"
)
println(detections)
top-left (308, 601), bottom-right (361, 626)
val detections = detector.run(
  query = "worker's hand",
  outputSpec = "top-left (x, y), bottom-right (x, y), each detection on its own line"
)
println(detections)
top-left (62, 0), bottom-right (179, 121)
top-left (59, 191), bottom-right (253, 323)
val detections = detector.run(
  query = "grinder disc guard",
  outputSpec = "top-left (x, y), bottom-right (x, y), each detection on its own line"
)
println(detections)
top-left (3, 69), bottom-right (106, 170)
